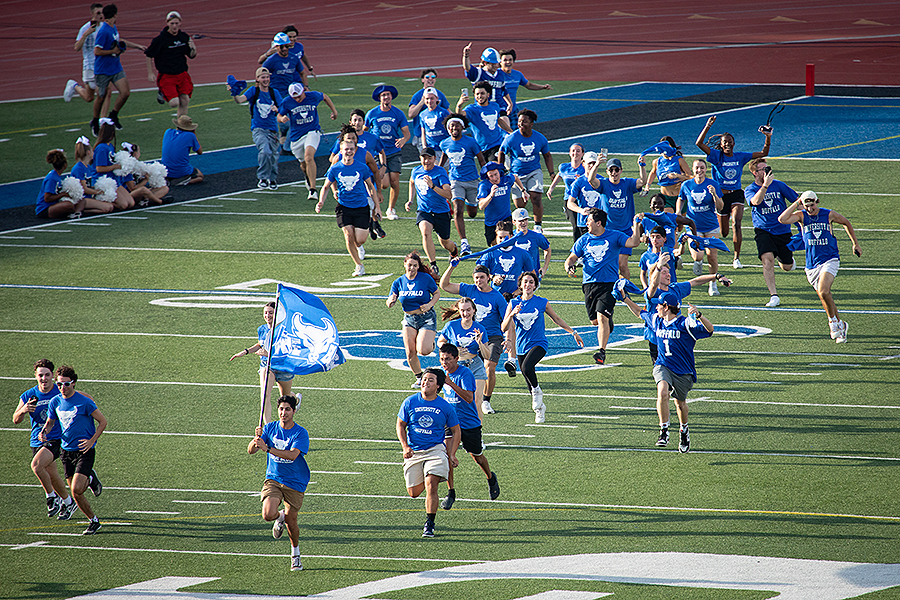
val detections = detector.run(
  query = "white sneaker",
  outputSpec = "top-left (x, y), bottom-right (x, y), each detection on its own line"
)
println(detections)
top-left (481, 400), bottom-right (495, 415)
top-left (732, 258), bottom-right (744, 269)
top-left (63, 79), bottom-right (78, 102)
top-left (352, 264), bottom-right (365, 277)
top-left (272, 513), bottom-right (286, 539)
top-left (531, 386), bottom-right (544, 411)
top-left (693, 261), bottom-right (703, 276)
top-left (534, 404), bottom-right (546, 423)
top-left (386, 208), bottom-right (399, 220)
top-left (358, 246), bottom-right (365, 260)
top-left (257, 179), bottom-right (267, 188)
top-left (411, 375), bottom-right (422, 389)
top-left (835, 321), bottom-right (848, 343)
top-left (708, 280), bottom-right (720, 296)
top-left (765, 295), bottom-right (780, 307)
top-left (533, 225), bottom-right (543, 233)
top-left (788, 260), bottom-right (797, 271)
top-left (308, 189), bottom-right (319, 201)
top-left (829, 321), bottom-right (841, 339)
top-left (291, 555), bottom-right (303, 571)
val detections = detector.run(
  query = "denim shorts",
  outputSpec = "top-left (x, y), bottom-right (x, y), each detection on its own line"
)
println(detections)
top-left (402, 308), bottom-right (437, 331)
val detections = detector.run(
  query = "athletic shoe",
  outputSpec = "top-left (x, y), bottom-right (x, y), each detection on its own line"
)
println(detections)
top-left (431, 264), bottom-right (440, 278)
top-left (829, 321), bottom-right (841, 340)
top-left (372, 220), bottom-right (386, 239)
top-left (268, 181), bottom-right (278, 191)
top-left (111, 115), bottom-right (123, 131)
top-left (481, 400), bottom-right (495, 415)
top-left (67, 211), bottom-right (83, 220)
top-left (732, 258), bottom-right (744, 269)
top-left (788, 260), bottom-right (797, 271)
top-left (504, 360), bottom-right (517, 377)
top-left (766, 295), bottom-right (780, 308)
top-left (835, 321), bottom-right (848, 344)
top-left (257, 179), bottom-right (267, 189)
top-left (531, 386), bottom-right (544, 411)
top-left (352, 264), bottom-right (365, 277)
top-left (592, 348), bottom-right (606, 365)
top-left (291, 556), bottom-right (303, 571)
top-left (308, 189), bottom-right (319, 201)
top-left (156, 90), bottom-right (166, 104)
top-left (385, 208), bottom-right (399, 220)
top-left (57, 500), bottom-right (76, 520)
top-left (47, 496), bottom-right (61, 518)
top-left (460, 239), bottom-right (471, 256)
top-left (679, 426), bottom-right (690, 453)
top-left (90, 118), bottom-right (99, 137)
top-left (533, 225), bottom-right (543, 233)
top-left (369, 221), bottom-right (378, 240)
top-left (440, 489), bottom-right (455, 510)
top-left (656, 428), bottom-right (669, 447)
top-left (272, 513), bottom-right (286, 539)
top-left (358, 246), bottom-right (365, 260)
top-left (708, 280), bottom-right (720, 296)
top-left (88, 469), bottom-right (102, 497)
top-left (411, 375), bottom-right (422, 389)
top-left (83, 520), bottom-right (102, 535)
top-left (422, 521), bottom-right (435, 538)
top-left (534, 404), bottom-right (546, 423)
top-left (161, 195), bottom-right (175, 205)
top-left (488, 472), bottom-right (500, 500)
top-left (692, 260), bottom-right (703, 276)
top-left (64, 79), bottom-right (78, 102)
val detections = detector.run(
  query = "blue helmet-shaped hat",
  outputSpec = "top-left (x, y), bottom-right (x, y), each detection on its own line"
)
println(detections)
top-left (273, 32), bottom-right (291, 46)
top-left (481, 47), bottom-right (500, 63)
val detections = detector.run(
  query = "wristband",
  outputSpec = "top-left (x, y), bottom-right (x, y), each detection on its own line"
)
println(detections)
top-left (695, 311), bottom-right (703, 319)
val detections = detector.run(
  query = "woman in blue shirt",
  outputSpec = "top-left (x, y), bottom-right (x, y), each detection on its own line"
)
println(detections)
top-left (547, 143), bottom-right (585, 242)
top-left (93, 120), bottom-right (135, 211)
top-left (501, 271), bottom-right (583, 423)
top-left (438, 297), bottom-right (492, 404)
top-left (387, 252), bottom-right (442, 389)
top-left (36, 150), bottom-right (80, 219)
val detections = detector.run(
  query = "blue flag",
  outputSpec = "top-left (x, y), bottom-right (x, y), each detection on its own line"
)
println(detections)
top-left (269, 284), bottom-right (346, 375)
top-left (678, 232), bottom-right (731, 253)
top-left (612, 277), bottom-right (645, 301)
top-left (639, 141), bottom-right (676, 157)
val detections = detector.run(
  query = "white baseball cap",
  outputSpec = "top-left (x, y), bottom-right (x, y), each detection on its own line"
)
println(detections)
top-left (512, 208), bottom-right (529, 221)
top-left (584, 151), bottom-right (599, 163)
top-left (288, 83), bottom-right (305, 97)
top-left (799, 190), bottom-right (818, 202)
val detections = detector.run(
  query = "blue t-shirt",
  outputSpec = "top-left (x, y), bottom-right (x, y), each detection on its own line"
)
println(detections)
top-left (365, 105), bottom-right (409, 157)
top-left (597, 178), bottom-right (639, 233)
top-left (707, 149), bottom-right (754, 190)
top-left (439, 319), bottom-right (486, 357)
top-left (464, 65), bottom-right (510, 105)
top-left (500, 130), bottom-right (549, 175)
top-left (325, 160), bottom-right (373, 209)
top-left (571, 230), bottom-right (631, 284)
top-left (508, 294), bottom-right (549, 355)
top-left (650, 312), bottom-right (712, 381)
top-left (640, 211), bottom-right (679, 250)
top-left (409, 88), bottom-right (450, 138)
top-left (245, 86), bottom-right (282, 131)
top-left (440, 135), bottom-right (482, 182)
top-left (443, 365), bottom-right (480, 430)
top-left (503, 69), bottom-right (529, 116)
top-left (93, 142), bottom-right (126, 186)
top-left (410, 165), bottom-right (451, 213)
top-left (745, 179), bottom-right (797, 235)
top-left (257, 323), bottom-right (273, 369)
top-left (419, 106), bottom-right (451, 148)
top-left (679, 177), bottom-right (722, 234)
top-left (390, 271), bottom-right (438, 312)
top-left (93, 22), bottom-right (121, 76)
top-left (463, 102), bottom-right (505, 151)
top-left (477, 246), bottom-right (535, 295)
top-left (330, 131), bottom-right (383, 161)
top-left (457, 282), bottom-right (507, 338)
top-left (261, 421), bottom-right (311, 493)
top-left (656, 154), bottom-right (685, 187)
top-left (262, 52), bottom-right (303, 97)
top-left (161, 129), bottom-right (200, 178)
top-left (568, 176), bottom-right (603, 227)
top-left (47, 391), bottom-right (98, 452)
top-left (512, 229), bottom-right (550, 270)
top-left (802, 209), bottom-right (840, 268)
top-left (477, 173), bottom-right (514, 227)
top-left (19, 385), bottom-right (62, 446)
top-left (35, 170), bottom-right (63, 216)
top-left (640, 249), bottom-right (678, 284)
top-left (398, 393), bottom-right (459, 451)
top-left (279, 91), bottom-right (324, 141)
top-left (70, 161), bottom-right (95, 193)
top-left (558, 162), bottom-right (585, 197)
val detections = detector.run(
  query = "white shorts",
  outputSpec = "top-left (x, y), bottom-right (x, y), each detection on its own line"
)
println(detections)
top-left (699, 227), bottom-right (721, 238)
top-left (512, 169), bottom-right (543, 199)
top-left (83, 68), bottom-right (97, 89)
top-left (402, 443), bottom-right (449, 487)
top-left (290, 131), bottom-right (322, 159)
top-left (806, 258), bottom-right (840, 289)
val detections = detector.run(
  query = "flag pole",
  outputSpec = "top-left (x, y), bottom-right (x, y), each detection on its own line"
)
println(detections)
top-left (260, 286), bottom-right (281, 428)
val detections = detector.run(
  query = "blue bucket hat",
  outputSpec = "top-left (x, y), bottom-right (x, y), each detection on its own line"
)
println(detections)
top-left (480, 161), bottom-right (506, 180)
top-left (372, 85), bottom-right (399, 101)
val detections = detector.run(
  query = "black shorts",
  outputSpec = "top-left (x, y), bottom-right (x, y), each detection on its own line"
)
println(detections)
top-left (485, 216), bottom-right (512, 247)
top-left (33, 439), bottom-right (62, 460)
top-left (483, 145), bottom-right (501, 162)
top-left (754, 228), bottom-right (794, 264)
top-left (336, 204), bottom-right (371, 230)
top-left (717, 189), bottom-right (745, 215)
top-left (583, 281), bottom-right (616, 321)
top-left (416, 210), bottom-right (452, 240)
top-left (446, 426), bottom-right (485, 456)
top-left (61, 446), bottom-right (96, 479)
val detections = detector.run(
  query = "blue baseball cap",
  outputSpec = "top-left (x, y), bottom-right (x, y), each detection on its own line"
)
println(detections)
top-left (372, 85), bottom-right (398, 101)
top-left (658, 292), bottom-right (680, 308)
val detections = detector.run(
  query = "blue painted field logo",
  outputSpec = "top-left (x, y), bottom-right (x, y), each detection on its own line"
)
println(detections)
top-left (340, 324), bottom-right (770, 373)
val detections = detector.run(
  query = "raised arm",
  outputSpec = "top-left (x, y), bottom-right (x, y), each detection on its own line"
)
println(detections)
top-left (695, 116), bottom-right (715, 154)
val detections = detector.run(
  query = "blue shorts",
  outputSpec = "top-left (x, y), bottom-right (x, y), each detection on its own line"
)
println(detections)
top-left (459, 355), bottom-right (487, 380)
top-left (260, 366), bottom-right (295, 382)
top-left (402, 308), bottom-right (437, 331)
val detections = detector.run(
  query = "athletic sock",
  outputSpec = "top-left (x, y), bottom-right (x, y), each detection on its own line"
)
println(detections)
top-left (483, 395), bottom-right (491, 404)
top-left (46, 492), bottom-right (56, 499)
top-left (63, 497), bottom-right (73, 505)
top-left (461, 237), bottom-right (468, 244)
top-left (426, 512), bottom-right (436, 525)
top-left (291, 545), bottom-right (300, 556)
top-left (660, 422), bottom-right (669, 430)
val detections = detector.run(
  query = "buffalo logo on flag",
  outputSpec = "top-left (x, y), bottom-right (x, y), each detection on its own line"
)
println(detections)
top-left (269, 284), bottom-right (346, 375)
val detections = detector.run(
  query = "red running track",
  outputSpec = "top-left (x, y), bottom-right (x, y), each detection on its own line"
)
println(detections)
top-left (2, 0), bottom-right (898, 103)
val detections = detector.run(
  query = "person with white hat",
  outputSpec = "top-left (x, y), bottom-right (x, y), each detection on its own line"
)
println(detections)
top-left (277, 82), bottom-right (337, 200)
top-left (778, 191), bottom-right (861, 343)
top-left (144, 10), bottom-right (197, 118)
top-left (263, 32), bottom-right (305, 152)
top-left (408, 69), bottom-right (450, 153)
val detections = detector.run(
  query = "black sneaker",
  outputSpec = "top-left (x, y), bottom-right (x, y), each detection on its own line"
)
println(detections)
top-left (679, 426), bottom-right (690, 453)
top-left (440, 489), bottom-right (455, 510)
top-left (47, 496), bottom-right (61, 518)
top-left (504, 360), bottom-right (517, 377)
top-left (592, 348), bottom-right (606, 365)
top-left (372, 220), bottom-right (386, 239)
top-left (111, 115), bottom-right (123, 131)
top-left (161, 195), bottom-right (175, 204)
top-left (156, 90), bottom-right (165, 104)
top-left (488, 472), bottom-right (500, 500)
top-left (369, 221), bottom-right (378, 240)
top-left (90, 118), bottom-right (99, 137)
top-left (88, 469), bottom-right (103, 497)
top-left (57, 500), bottom-right (76, 520)
top-left (83, 520), bottom-right (102, 535)
top-left (656, 428), bottom-right (669, 447)
top-left (422, 521), bottom-right (435, 538)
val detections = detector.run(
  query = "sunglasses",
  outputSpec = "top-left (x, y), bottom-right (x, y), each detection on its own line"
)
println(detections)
top-left (57, 381), bottom-right (74, 387)
top-left (607, 167), bottom-right (621, 173)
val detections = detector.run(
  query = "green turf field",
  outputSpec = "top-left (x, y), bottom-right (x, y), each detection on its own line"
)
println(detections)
top-left (1, 81), bottom-right (899, 600)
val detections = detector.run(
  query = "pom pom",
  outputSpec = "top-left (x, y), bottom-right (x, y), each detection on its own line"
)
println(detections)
top-left (144, 162), bottom-right (168, 189)
top-left (61, 177), bottom-right (84, 204)
top-left (94, 176), bottom-right (117, 203)
top-left (227, 75), bottom-right (247, 96)
top-left (113, 150), bottom-right (141, 177)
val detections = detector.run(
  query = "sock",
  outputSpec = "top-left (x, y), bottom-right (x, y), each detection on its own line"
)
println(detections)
top-left (660, 422), bottom-right (669, 430)
top-left (63, 496), bottom-right (73, 505)
top-left (461, 237), bottom-right (468, 244)
top-left (483, 395), bottom-right (491, 404)
top-left (109, 110), bottom-right (118, 120)
top-left (91, 516), bottom-right (99, 523)
top-left (430, 261), bottom-right (438, 269)
top-left (426, 512), bottom-right (436, 525)
top-left (680, 423), bottom-right (688, 432)
top-left (535, 221), bottom-right (542, 226)
top-left (291, 545), bottom-right (300, 556)
top-left (46, 492), bottom-right (56, 498)
top-left (446, 488), bottom-right (455, 496)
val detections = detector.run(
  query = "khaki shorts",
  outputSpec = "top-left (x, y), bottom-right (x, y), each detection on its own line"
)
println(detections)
top-left (261, 479), bottom-right (305, 511)
top-left (403, 443), bottom-right (449, 487)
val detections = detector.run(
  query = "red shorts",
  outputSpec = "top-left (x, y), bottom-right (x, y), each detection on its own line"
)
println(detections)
top-left (157, 71), bottom-right (193, 101)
